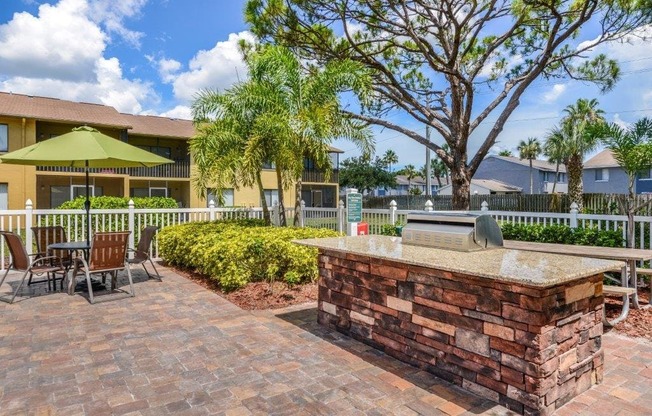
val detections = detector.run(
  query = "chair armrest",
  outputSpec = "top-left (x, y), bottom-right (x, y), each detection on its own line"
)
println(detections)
top-left (28, 252), bottom-right (47, 258)
top-left (30, 255), bottom-right (64, 269)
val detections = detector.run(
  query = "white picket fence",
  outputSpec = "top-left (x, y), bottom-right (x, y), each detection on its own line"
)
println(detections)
top-left (3, 198), bottom-right (652, 272)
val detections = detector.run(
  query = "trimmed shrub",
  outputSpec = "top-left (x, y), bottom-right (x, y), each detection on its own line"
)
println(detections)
top-left (158, 220), bottom-right (339, 291)
top-left (500, 223), bottom-right (624, 247)
top-left (57, 196), bottom-right (178, 209)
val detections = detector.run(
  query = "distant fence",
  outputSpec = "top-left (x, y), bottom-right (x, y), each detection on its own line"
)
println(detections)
top-left (364, 193), bottom-right (652, 215)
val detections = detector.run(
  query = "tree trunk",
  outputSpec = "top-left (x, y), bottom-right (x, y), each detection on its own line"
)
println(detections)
top-left (293, 177), bottom-right (303, 226)
top-left (451, 164), bottom-right (471, 210)
top-left (551, 161), bottom-right (560, 194)
top-left (626, 176), bottom-right (636, 249)
top-left (275, 167), bottom-right (287, 226)
top-left (256, 172), bottom-right (271, 225)
top-left (529, 159), bottom-right (534, 194)
top-left (567, 154), bottom-right (584, 212)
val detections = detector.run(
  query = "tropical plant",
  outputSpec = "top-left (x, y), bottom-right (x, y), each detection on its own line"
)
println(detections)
top-left (561, 98), bottom-right (606, 210)
top-left (543, 129), bottom-right (567, 194)
top-left (382, 149), bottom-right (398, 173)
top-left (192, 45), bottom-right (374, 226)
top-left (246, 0), bottom-right (650, 210)
top-left (517, 137), bottom-right (542, 194)
top-left (498, 150), bottom-right (513, 157)
top-left (600, 117), bottom-right (652, 248)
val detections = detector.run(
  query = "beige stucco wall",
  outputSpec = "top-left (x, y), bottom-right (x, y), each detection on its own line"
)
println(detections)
top-left (0, 116), bottom-right (37, 209)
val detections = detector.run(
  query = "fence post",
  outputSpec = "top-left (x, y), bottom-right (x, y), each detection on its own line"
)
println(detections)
top-left (338, 200), bottom-right (345, 233)
top-left (424, 200), bottom-right (433, 212)
top-left (389, 200), bottom-right (397, 225)
top-left (128, 199), bottom-right (135, 254)
top-left (299, 200), bottom-right (306, 227)
top-left (570, 202), bottom-right (578, 229)
top-left (481, 201), bottom-right (489, 212)
top-left (209, 199), bottom-right (216, 221)
top-left (25, 199), bottom-right (33, 254)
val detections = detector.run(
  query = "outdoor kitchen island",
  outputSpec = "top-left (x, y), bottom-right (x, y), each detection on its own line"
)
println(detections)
top-left (295, 235), bottom-right (622, 415)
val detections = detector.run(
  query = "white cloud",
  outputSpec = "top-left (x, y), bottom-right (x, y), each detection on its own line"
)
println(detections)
top-left (88, 0), bottom-right (148, 48)
top-left (158, 58), bottom-right (182, 83)
top-left (0, 0), bottom-right (155, 113)
top-left (542, 84), bottom-right (567, 103)
top-left (170, 31), bottom-right (255, 102)
top-left (158, 105), bottom-right (192, 120)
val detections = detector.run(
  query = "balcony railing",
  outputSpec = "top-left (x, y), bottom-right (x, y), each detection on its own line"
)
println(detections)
top-left (302, 170), bottom-right (338, 183)
top-left (36, 160), bottom-right (191, 178)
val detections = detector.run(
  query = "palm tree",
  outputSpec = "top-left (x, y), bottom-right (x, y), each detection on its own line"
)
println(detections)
top-left (600, 118), bottom-right (652, 248)
top-left (245, 45), bottom-right (374, 225)
top-left (498, 149), bottom-right (513, 157)
top-left (382, 149), bottom-right (398, 172)
top-left (543, 129), bottom-right (567, 194)
top-left (517, 137), bottom-right (542, 194)
top-left (192, 86), bottom-right (275, 225)
top-left (561, 98), bottom-right (606, 210)
top-left (192, 45), bottom-right (373, 226)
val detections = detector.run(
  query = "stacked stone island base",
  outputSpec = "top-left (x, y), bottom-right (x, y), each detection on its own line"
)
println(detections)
top-left (295, 236), bottom-right (620, 416)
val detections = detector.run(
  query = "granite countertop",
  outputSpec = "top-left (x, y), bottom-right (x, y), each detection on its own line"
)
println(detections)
top-left (294, 235), bottom-right (622, 288)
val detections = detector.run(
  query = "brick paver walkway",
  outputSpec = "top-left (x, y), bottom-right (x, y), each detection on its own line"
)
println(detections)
top-left (0, 266), bottom-right (650, 415)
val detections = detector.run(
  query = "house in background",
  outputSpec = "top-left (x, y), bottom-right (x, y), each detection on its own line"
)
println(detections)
top-left (474, 155), bottom-right (567, 194)
top-left (0, 91), bottom-right (340, 210)
top-left (369, 175), bottom-right (445, 197)
top-left (436, 179), bottom-right (522, 195)
top-left (583, 149), bottom-right (634, 194)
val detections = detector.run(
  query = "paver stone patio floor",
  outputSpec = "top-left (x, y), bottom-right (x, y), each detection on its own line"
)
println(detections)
top-left (0, 265), bottom-right (651, 415)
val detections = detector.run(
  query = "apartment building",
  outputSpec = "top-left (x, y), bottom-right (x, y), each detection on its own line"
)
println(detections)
top-left (0, 92), bottom-right (340, 210)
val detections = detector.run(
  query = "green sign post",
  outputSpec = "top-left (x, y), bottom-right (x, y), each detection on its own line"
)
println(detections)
top-left (346, 192), bottom-right (362, 223)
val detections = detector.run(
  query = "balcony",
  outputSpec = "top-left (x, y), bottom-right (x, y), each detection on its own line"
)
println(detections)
top-left (36, 159), bottom-right (191, 178)
top-left (302, 170), bottom-right (338, 183)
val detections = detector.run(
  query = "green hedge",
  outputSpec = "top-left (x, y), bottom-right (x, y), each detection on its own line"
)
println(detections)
top-left (57, 196), bottom-right (178, 209)
top-left (500, 223), bottom-right (624, 247)
top-left (158, 220), bottom-right (339, 291)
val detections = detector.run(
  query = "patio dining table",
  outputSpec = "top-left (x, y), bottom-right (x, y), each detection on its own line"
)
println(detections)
top-left (503, 240), bottom-right (652, 325)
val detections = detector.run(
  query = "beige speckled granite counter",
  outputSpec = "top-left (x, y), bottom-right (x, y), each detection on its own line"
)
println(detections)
top-left (295, 235), bottom-right (622, 288)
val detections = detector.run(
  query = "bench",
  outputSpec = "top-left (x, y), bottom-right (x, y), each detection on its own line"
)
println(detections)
top-left (603, 285), bottom-right (637, 297)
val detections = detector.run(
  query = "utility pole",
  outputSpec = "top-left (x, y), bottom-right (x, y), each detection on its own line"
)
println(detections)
top-left (425, 95), bottom-right (432, 197)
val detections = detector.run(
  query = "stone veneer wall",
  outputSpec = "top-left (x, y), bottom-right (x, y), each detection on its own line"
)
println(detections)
top-left (317, 250), bottom-right (604, 416)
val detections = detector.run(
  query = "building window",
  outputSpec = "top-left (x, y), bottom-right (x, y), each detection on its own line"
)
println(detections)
top-left (262, 189), bottom-right (279, 207)
top-left (595, 169), bottom-right (609, 182)
top-left (0, 124), bottom-right (7, 152)
top-left (639, 169), bottom-right (651, 180)
top-left (206, 188), bottom-right (234, 207)
top-left (137, 145), bottom-right (171, 159)
top-left (50, 185), bottom-right (102, 208)
top-left (131, 187), bottom-right (169, 198)
top-left (0, 183), bottom-right (7, 209)
top-left (262, 161), bottom-right (275, 169)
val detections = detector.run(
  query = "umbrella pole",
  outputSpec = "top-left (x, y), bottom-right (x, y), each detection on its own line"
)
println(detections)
top-left (85, 161), bottom-right (91, 245)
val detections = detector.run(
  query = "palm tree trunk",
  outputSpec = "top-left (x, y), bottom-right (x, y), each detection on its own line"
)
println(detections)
top-left (293, 177), bottom-right (303, 226)
top-left (551, 161), bottom-right (560, 194)
top-left (567, 154), bottom-right (584, 211)
top-left (256, 172), bottom-right (271, 225)
top-left (275, 167), bottom-right (287, 226)
top-left (529, 159), bottom-right (534, 194)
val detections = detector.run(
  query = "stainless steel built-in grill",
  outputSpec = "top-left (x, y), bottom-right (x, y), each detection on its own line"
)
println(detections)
top-left (401, 212), bottom-right (503, 252)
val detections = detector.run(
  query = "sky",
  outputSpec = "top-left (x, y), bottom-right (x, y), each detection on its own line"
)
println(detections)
top-left (1, 0), bottom-right (651, 169)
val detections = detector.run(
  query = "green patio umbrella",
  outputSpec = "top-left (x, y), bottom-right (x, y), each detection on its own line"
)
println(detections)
top-left (0, 126), bottom-right (173, 243)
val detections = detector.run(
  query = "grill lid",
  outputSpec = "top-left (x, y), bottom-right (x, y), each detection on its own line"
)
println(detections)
top-left (401, 212), bottom-right (503, 251)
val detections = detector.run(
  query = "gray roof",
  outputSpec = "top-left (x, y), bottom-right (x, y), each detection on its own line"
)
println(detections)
top-left (395, 175), bottom-right (449, 186)
top-left (438, 179), bottom-right (522, 193)
top-left (487, 155), bottom-right (566, 173)
top-left (584, 149), bottom-right (618, 169)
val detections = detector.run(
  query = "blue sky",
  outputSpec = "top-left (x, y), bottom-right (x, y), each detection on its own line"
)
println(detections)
top-left (1, 0), bottom-right (651, 168)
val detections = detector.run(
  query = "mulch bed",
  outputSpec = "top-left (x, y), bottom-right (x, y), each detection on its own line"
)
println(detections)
top-left (604, 287), bottom-right (652, 341)
top-left (172, 265), bottom-right (652, 340)
top-left (171, 266), bottom-right (317, 310)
